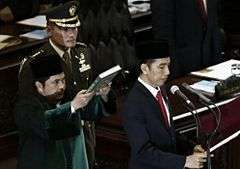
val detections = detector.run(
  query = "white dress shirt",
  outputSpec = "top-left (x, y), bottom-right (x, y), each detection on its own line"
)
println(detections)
top-left (138, 77), bottom-right (171, 126)
top-left (49, 39), bottom-right (71, 58)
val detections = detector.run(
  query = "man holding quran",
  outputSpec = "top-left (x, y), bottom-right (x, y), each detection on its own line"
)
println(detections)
top-left (15, 52), bottom-right (103, 169)
top-left (121, 41), bottom-right (207, 169)
top-left (17, 1), bottom-right (116, 169)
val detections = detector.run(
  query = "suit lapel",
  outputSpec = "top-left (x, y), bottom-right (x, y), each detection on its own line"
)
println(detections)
top-left (206, 0), bottom-right (214, 21)
top-left (136, 82), bottom-right (172, 132)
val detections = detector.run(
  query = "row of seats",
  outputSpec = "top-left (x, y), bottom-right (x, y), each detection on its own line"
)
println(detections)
top-left (77, 0), bottom-right (136, 89)
top-left (78, 3), bottom-right (132, 45)
top-left (88, 36), bottom-right (136, 79)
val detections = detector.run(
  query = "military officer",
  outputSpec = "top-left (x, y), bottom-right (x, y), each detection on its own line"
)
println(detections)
top-left (18, 1), bottom-right (116, 169)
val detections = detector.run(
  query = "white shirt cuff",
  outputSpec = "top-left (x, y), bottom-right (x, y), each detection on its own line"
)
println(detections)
top-left (71, 105), bottom-right (76, 113)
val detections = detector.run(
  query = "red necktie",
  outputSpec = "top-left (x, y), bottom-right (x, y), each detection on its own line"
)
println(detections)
top-left (156, 91), bottom-right (169, 128)
top-left (197, 0), bottom-right (208, 26)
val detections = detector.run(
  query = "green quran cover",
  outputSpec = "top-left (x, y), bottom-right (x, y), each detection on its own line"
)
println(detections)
top-left (87, 65), bottom-right (122, 92)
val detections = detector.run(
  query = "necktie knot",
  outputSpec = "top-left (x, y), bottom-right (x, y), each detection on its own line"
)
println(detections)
top-left (63, 52), bottom-right (70, 62)
top-left (156, 91), bottom-right (162, 100)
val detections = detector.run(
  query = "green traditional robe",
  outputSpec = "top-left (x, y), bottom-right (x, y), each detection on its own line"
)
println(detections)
top-left (15, 93), bottom-right (103, 169)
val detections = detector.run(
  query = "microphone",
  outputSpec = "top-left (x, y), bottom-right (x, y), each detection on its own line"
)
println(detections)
top-left (182, 83), bottom-right (212, 104)
top-left (171, 85), bottom-right (201, 142)
top-left (170, 85), bottom-right (195, 109)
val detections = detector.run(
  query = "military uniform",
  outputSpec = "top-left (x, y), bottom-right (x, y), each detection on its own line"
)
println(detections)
top-left (18, 2), bottom-right (116, 169)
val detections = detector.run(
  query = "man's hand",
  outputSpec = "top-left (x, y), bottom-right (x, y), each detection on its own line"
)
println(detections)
top-left (193, 145), bottom-right (205, 154)
top-left (71, 90), bottom-right (94, 110)
top-left (185, 152), bottom-right (207, 168)
top-left (96, 83), bottom-right (111, 102)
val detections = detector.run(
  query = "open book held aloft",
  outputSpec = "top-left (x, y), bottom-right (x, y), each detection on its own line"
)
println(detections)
top-left (87, 65), bottom-right (122, 92)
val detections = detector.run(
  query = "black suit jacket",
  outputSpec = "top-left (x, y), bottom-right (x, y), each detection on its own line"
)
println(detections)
top-left (151, 0), bottom-right (224, 77)
top-left (122, 81), bottom-right (186, 169)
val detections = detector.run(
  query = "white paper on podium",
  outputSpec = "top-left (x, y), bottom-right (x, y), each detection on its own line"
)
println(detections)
top-left (20, 29), bottom-right (48, 40)
top-left (190, 80), bottom-right (219, 95)
top-left (17, 15), bottom-right (47, 28)
top-left (0, 35), bottom-right (12, 42)
top-left (191, 59), bottom-right (240, 80)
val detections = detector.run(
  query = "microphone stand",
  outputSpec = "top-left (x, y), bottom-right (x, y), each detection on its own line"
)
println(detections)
top-left (182, 103), bottom-right (201, 142)
top-left (199, 101), bottom-right (222, 169)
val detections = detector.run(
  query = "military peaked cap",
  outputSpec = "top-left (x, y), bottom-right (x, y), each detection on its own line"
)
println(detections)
top-left (46, 1), bottom-right (80, 27)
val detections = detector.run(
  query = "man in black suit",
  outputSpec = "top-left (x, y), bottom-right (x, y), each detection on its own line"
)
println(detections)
top-left (122, 41), bottom-right (207, 169)
top-left (151, 0), bottom-right (224, 78)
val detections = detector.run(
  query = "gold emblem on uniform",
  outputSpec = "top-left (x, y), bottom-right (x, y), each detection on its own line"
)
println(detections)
top-left (74, 54), bottom-right (91, 72)
top-left (79, 64), bottom-right (91, 72)
top-left (80, 53), bottom-right (85, 60)
top-left (69, 5), bottom-right (77, 16)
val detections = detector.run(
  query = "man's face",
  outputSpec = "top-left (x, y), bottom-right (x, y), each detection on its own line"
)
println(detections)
top-left (141, 57), bottom-right (170, 88)
top-left (48, 24), bottom-right (78, 48)
top-left (38, 73), bottom-right (66, 102)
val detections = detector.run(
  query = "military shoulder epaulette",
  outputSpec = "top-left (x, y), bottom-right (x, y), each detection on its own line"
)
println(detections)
top-left (19, 50), bottom-right (45, 71)
top-left (76, 42), bottom-right (87, 47)
top-left (29, 50), bottom-right (45, 59)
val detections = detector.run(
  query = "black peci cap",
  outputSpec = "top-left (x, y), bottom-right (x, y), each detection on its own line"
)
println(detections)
top-left (135, 41), bottom-right (170, 63)
top-left (30, 53), bottom-right (63, 80)
top-left (46, 1), bottom-right (80, 28)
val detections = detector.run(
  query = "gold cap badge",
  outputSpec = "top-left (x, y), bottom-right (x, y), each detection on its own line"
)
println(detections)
top-left (69, 5), bottom-right (77, 16)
